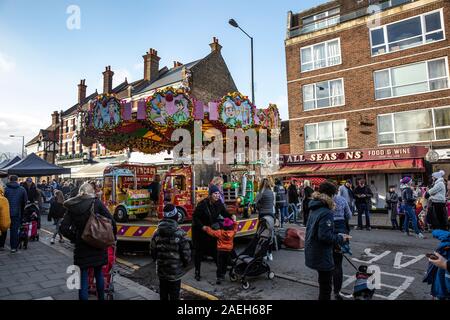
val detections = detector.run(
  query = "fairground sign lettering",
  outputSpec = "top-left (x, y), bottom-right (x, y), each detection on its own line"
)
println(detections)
top-left (281, 146), bottom-right (428, 165)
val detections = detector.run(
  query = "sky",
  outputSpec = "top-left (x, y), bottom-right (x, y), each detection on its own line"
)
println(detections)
top-left (0, 0), bottom-right (324, 156)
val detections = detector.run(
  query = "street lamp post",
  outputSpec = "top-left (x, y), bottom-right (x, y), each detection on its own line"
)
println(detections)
top-left (9, 135), bottom-right (25, 158)
top-left (229, 18), bottom-right (255, 105)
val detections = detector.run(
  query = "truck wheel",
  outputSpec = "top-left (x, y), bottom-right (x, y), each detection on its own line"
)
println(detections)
top-left (176, 207), bottom-right (186, 224)
top-left (114, 207), bottom-right (128, 222)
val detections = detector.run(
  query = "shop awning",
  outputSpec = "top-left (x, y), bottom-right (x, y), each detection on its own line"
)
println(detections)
top-left (271, 158), bottom-right (425, 176)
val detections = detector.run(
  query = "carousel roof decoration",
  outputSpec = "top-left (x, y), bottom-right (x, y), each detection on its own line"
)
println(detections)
top-left (79, 87), bottom-right (280, 154)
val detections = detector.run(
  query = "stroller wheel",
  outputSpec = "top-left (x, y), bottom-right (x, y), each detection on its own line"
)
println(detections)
top-left (241, 281), bottom-right (250, 290)
top-left (229, 271), bottom-right (238, 282)
top-left (268, 271), bottom-right (275, 280)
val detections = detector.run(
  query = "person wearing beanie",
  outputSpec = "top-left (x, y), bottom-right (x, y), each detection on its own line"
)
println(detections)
top-left (192, 184), bottom-right (231, 281)
top-left (202, 216), bottom-right (238, 284)
top-left (150, 204), bottom-right (191, 300)
top-left (400, 177), bottom-right (424, 238)
top-left (427, 170), bottom-right (448, 230)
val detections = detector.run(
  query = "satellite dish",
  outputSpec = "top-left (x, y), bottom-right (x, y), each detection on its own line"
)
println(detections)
top-left (426, 150), bottom-right (440, 162)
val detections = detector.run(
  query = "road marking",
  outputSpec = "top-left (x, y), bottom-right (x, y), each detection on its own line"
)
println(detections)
top-left (352, 248), bottom-right (391, 264)
top-left (393, 252), bottom-right (425, 269)
top-left (116, 258), bottom-right (141, 270)
top-left (181, 283), bottom-right (219, 300)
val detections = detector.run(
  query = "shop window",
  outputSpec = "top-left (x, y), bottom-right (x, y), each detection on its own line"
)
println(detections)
top-left (370, 9), bottom-right (444, 56)
top-left (374, 57), bottom-right (449, 99)
top-left (378, 106), bottom-right (450, 145)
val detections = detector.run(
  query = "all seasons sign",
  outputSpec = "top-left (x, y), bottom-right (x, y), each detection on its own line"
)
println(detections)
top-left (281, 146), bottom-right (429, 165)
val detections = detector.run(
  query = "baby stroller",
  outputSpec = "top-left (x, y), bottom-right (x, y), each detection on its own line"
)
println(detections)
top-left (229, 216), bottom-right (275, 290)
top-left (22, 202), bottom-right (40, 242)
top-left (343, 254), bottom-right (376, 300)
top-left (88, 245), bottom-right (116, 300)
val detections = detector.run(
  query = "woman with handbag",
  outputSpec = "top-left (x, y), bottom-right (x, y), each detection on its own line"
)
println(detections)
top-left (63, 182), bottom-right (117, 300)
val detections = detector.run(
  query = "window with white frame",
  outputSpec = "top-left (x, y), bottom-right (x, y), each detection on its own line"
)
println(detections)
top-left (301, 38), bottom-right (341, 72)
top-left (370, 10), bottom-right (445, 56)
top-left (374, 57), bottom-right (449, 99)
top-left (303, 78), bottom-right (345, 110)
top-left (377, 106), bottom-right (450, 145)
top-left (302, 7), bottom-right (340, 33)
top-left (305, 120), bottom-right (347, 151)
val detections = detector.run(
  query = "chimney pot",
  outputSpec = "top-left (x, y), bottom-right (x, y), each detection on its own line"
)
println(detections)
top-left (77, 79), bottom-right (87, 104)
top-left (209, 37), bottom-right (222, 53)
top-left (102, 66), bottom-right (114, 94)
top-left (143, 48), bottom-right (160, 82)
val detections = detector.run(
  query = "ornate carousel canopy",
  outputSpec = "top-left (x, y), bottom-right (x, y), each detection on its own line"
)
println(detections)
top-left (79, 87), bottom-right (280, 154)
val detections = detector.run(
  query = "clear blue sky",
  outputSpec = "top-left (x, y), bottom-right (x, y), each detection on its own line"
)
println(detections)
top-left (0, 0), bottom-right (324, 155)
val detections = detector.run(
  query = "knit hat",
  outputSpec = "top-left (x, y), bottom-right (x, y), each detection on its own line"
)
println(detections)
top-left (223, 218), bottom-right (234, 228)
top-left (400, 176), bottom-right (412, 184)
top-left (163, 204), bottom-right (178, 219)
top-left (209, 184), bottom-right (220, 195)
top-left (432, 170), bottom-right (445, 180)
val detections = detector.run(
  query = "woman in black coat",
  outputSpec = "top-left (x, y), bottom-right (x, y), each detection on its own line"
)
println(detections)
top-left (64, 182), bottom-right (117, 300)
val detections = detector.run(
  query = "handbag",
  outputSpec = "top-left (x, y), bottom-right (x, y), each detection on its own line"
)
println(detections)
top-left (81, 200), bottom-right (115, 249)
top-left (59, 212), bottom-right (77, 242)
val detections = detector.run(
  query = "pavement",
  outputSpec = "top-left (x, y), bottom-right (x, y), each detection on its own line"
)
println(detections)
top-left (0, 219), bottom-right (159, 300)
top-left (349, 212), bottom-right (394, 229)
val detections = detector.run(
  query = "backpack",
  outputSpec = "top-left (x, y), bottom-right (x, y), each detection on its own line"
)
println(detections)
top-left (81, 201), bottom-right (115, 249)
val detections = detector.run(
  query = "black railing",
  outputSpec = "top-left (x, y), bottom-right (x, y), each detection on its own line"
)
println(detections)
top-left (288, 0), bottom-right (414, 38)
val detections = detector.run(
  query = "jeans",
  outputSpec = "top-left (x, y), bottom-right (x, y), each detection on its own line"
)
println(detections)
top-left (159, 279), bottom-right (181, 300)
top-left (9, 216), bottom-right (21, 250)
top-left (79, 266), bottom-right (104, 300)
top-left (217, 250), bottom-right (231, 279)
top-left (318, 270), bottom-right (333, 300)
top-left (332, 251), bottom-right (344, 294)
top-left (52, 218), bottom-right (63, 240)
top-left (356, 203), bottom-right (371, 229)
top-left (278, 206), bottom-right (288, 227)
top-left (403, 204), bottom-right (420, 235)
top-left (288, 203), bottom-right (299, 223)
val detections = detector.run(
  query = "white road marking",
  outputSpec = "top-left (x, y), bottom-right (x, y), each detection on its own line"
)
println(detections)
top-left (393, 252), bottom-right (425, 269)
top-left (352, 248), bottom-right (391, 264)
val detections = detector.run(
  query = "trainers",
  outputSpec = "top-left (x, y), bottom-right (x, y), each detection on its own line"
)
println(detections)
top-left (417, 233), bottom-right (424, 239)
top-left (10, 249), bottom-right (17, 254)
top-left (267, 253), bottom-right (273, 261)
top-left (50, 238), bottom-right (55, 244)
top-left (334, 293), bottom-right (344, 300)
top-left (366, 227), bottom-right (371, 231)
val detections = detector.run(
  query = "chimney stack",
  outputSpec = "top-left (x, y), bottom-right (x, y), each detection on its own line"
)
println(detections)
top-left (102, 66), bottom-right (114, 94)
top-left (77, 79), bottom-right (87, 104)
top-left (143, 48), bottom-right (160, 82)
top-left (173, 61), bottom-right (183, 68)
top-left (51, 111), bottom-right (59, 126)
top-left (209, 37), bottom-right (222, 53)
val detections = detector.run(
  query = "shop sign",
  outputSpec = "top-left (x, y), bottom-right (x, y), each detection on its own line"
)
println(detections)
top-left (281, 146), bottom-right (428, 165)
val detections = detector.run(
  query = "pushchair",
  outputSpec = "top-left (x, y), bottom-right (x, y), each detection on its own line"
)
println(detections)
top-left (22, 202), bottom-right (40, 242)
top-left (229, 216), bottom-right (275, 290)
top-left (88, 245), bottom-right (116, 300)
top-left (343, 254), bottom-right (376, 300)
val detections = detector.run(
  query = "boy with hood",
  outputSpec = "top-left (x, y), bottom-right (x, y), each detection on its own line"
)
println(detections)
top-left (203, 216), bottom-right (238, 284)
top-left (150, 204), bottom-right (191, 300)
top-left (400, 177), bottom-right (424, 239)
top-left (3, 175), bottom-right (27, 253)
top-left (427, 170), bottom-right (448, 230)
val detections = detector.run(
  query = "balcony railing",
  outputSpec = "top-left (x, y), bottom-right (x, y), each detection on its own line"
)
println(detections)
top-left (288, 0), bottom-right (414, 38)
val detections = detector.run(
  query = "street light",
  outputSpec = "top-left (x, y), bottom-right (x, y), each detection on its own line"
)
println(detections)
top-left (9, 135), bottom-right (25, 158)
top-left (228, 18), bottom-right (255, 105)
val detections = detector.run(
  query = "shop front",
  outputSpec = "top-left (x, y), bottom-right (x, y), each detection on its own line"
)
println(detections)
top-left (275, 146), bottom-right (429, 209)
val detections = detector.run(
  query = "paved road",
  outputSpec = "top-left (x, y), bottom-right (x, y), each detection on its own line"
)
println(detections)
top-left (116, 226), bottom-right (439, 300)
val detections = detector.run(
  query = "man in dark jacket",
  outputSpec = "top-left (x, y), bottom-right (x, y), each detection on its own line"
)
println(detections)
top-left (192, 184), bottom-right (231, 281)
top-left (3, 175), bottom-right (28, 253)
top-left (305, 181), bottom-right (351, 300)
top-left (288, 181), bottom-right (299, 223)
top-left (21, 177), bottom-right (39, 203)
top-left (353, 179), bottom-right (373, 230)
top-left (150, 204), bottom-right (191, 300)
top-left (274, 179), bottom-right (288, 226)
top-left (63, 182), bottom-right (117, 300)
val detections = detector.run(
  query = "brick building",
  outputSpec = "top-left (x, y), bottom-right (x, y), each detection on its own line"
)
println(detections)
top-left (282, 0), bottom-right (450, 207)
top-left (25, 111), bottom-right (60, 164)
top-left (37, 37), bottom-right (236, 177)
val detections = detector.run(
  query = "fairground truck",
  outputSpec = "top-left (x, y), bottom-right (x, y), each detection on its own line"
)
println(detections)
top-left (102, 164), bottom-right (157, 222)
top-left (114, 165), bottom-right (260, 242)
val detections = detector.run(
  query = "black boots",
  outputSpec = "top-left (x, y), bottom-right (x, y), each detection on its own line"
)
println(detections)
top-left (195, 270), bottom-right (201, 281)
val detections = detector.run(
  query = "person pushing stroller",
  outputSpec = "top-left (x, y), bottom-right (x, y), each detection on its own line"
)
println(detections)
top-left (202, 216), bottom-right (238, 284)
